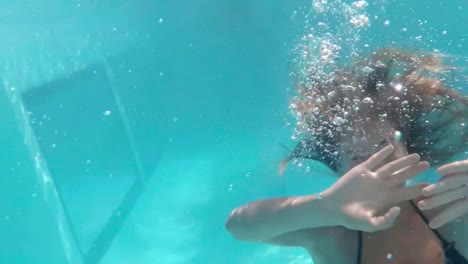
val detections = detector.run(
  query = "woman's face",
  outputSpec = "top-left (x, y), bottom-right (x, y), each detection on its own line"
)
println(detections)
top-left (336, 118), bottom-right (408, 174)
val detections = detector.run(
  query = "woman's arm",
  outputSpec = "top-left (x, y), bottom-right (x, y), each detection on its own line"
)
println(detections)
top-left (226, 145), bottom-right (429, 243)
top-left (225, 189), bottom-right (339, 242)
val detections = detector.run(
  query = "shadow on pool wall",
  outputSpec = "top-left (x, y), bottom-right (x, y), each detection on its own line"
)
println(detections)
top-left (0, 0), bottom-right (308, 262)
top-left (100, 0), bottom-right (315, 263)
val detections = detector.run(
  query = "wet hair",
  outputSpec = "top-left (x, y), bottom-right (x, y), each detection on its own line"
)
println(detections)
top-left (280, 48), bottom-right (467, 174)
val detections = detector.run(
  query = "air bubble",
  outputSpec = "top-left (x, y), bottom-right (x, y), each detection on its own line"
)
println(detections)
top-left (350, 15), bottom-right (369, 28)
top-left (361, 66), bottom-right (373, 73)
top-left (333, 117), bottom-right (345, 125)
top-left (394, 83), bottom-right (403, 92)
top-left (352, 0), bottom-right (368, 9)
top-left (394, 131), bottom-right (402, 141)
top-left (387, 253), bottom-right (393, 259)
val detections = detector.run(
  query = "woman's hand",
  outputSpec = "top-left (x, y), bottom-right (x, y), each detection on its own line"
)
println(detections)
top-left (328, 145), bottom-right (429, 232)
top-left (418, 160), bottom-right (468, 228)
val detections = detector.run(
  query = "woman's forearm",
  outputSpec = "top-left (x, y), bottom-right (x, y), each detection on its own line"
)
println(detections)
top-left (225, 189), bottom-right (340, 242)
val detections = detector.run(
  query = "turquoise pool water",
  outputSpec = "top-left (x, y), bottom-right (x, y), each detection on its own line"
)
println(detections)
top-left (0, 1), bottom-right (466, 264)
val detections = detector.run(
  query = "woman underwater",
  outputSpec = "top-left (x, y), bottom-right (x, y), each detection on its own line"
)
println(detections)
top-left (225, 48), bottom-right (468, 264)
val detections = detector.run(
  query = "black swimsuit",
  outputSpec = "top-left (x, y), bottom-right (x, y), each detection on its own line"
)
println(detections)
top-left (356, 201), bottom-right (467, 264)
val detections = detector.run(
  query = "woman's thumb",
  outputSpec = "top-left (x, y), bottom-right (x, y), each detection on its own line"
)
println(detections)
top-left (369, 206), bottom-right (401, 230)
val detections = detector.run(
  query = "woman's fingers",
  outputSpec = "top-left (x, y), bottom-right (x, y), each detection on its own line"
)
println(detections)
top-left (369, 206), bottom-right (401, 231)
top-left (419, 184), bottom-right (468, 210)
top-left (428, 198), bottom-right (468, 229)
top-left (384, 161), bottom-right (429, 185)
top-left (364, 145), bottom-right (395, 170)
top-left (375, 153), bottom-right (421, 178)
top-left (437, 160), bottom-right (468, 176)
top-left (390, 184), bottom-right (428, 204)
top-left (423, 173), bottom-right (468, 196)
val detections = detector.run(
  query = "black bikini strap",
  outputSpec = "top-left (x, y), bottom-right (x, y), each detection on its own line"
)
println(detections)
top-left (357, 231), bottom-right (362, 264)
top-left (409, 200), bottom-right (431, 224)
top-left (409, 200), bottom-right (453, 248)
